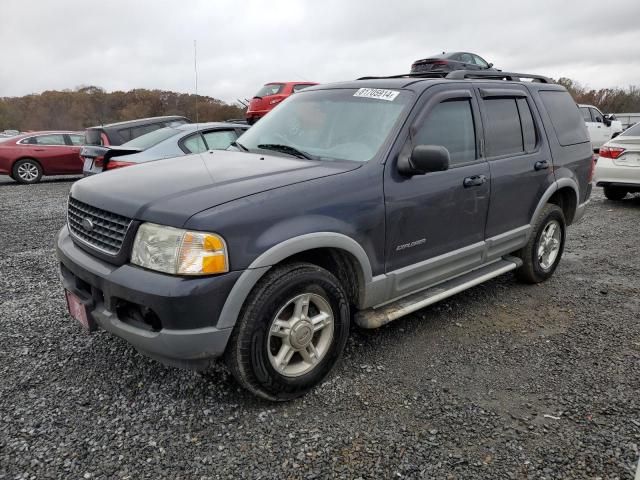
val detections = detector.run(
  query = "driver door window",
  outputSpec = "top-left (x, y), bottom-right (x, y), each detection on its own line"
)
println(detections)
top-left (413, 99), bottom-right (477, 166)
top-left (590, 108), bottom-right (604, 123)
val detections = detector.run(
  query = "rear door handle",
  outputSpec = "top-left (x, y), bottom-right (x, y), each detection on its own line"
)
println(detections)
top-left (463, 175), bottom-right (487, 188)
top-left (534, 160), bottom-right (549, 171)
top-left (34, 148), bottom-right (45, 152)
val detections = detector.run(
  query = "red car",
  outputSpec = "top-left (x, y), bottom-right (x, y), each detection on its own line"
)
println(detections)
top-left (246, 81), bottom-right (318, 124)
top-left (0, 131), bottom-right (85, 184)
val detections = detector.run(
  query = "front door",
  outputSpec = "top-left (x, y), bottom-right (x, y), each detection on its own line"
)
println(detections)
top-left (384, 86), bottom-right (490, 298)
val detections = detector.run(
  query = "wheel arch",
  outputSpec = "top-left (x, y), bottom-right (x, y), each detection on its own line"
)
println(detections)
top-left (531, 179), bottom-right (580, 226)
top-left (216, 233), bottom-right (373, 330)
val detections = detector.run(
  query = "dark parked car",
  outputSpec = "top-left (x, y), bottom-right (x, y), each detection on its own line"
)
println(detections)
top-left (84, 116), bottom-right (190, 146)
top-left (57, 70), bottom-right (592, 400)
top-left (246, 82), bottom-right (318, 124)
top-left (81, 122), bottom-right (249, 175)
top-left (0, 131), bottom-right (85, 183)
top-left (411, 52), bottom-right (497, 73)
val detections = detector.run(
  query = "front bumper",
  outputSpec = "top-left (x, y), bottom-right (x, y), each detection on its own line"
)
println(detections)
top-left (56, 226), bottom-right (242, 369)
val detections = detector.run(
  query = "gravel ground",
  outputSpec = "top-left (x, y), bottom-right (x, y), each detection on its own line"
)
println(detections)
top-left (1, 175), bottom-right (639, 479)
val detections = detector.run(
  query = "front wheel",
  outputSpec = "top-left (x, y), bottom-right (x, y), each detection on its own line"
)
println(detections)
top-left (515, 204), bottom-right (566, 284)
top-left (225, 262), bottom-right (350, 401)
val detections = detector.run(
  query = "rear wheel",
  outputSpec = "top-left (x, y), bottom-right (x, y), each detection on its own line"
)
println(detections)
top-left (603, 186), bottom-right (627, 201)
top-left (225, 262), bottom-right (350, 401)
top-left (12, 159), bottom-right (43, 184)
top-left (515, 204), bottom-right (566, 284)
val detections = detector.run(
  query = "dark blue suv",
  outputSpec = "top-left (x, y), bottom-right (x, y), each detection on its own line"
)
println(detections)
top-left (57, 71), bottom-right (593, 400)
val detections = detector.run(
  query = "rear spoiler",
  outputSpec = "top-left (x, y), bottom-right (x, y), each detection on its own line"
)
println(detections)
top-left (80, 145), bottom-right (142, 161)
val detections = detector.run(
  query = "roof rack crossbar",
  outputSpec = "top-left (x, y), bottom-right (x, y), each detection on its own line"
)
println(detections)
top-left (357, 71), bottom-right (552, 83)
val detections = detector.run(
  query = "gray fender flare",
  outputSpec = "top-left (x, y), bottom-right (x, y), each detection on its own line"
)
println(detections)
top-left (216, 233), bottom-right (373, 329)
top-left (530, 178), bottom-right (579, 227)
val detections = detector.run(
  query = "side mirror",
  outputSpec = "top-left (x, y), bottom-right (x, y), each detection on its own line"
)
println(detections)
top-left (603, 117), bottom-right (612, 127)
top-left (398, 145), bottom-right (450, 176)
top-left (488, 63), bottom-right (494, 68)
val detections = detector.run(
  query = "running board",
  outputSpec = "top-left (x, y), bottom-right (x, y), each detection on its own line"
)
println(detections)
top-left (355, 257), bottom-right (522, 329)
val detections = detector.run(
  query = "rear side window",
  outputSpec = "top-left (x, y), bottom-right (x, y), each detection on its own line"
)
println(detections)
top-left (483, 98), bottom-right (523, 157)
top-left (254, 84), bottom-right (285, 97)
top-left (202, 129), bottom-right (238, 150)
top-left (539, 91), bottom-right (589, 146)
top-left (414, 99), bottom-right (476, 166)
top-left (32, 134), bottom-right (66, 145)
top-left (85, 129), bottom-right (103, 145)
top-left (182, 133), bottom-right (207, 153)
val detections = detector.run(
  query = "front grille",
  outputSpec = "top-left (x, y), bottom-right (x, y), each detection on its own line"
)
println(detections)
top-left (67, 197), bottom-right (132, 255)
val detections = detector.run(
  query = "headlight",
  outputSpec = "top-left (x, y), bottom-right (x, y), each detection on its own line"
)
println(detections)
top-left (131, 223), bottom-right (228, 276)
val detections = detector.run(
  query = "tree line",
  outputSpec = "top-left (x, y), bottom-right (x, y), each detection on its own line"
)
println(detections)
top-left (1, 79), bottom-right (640, 132)
top-left (0, 86), bottom-right (245, 131)
top-left (556, 78), bottom-right (640, 114)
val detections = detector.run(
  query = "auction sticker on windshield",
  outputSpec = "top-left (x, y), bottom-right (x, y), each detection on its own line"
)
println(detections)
top-left (353, 88), bottom-right (399, 101)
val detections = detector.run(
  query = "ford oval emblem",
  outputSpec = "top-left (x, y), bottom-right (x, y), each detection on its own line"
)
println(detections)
top-left (82, 217), bottom-right (94, 232)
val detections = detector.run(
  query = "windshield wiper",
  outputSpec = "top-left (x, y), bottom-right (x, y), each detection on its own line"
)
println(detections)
top-left (230, 141), bottom-right (249, 152)
top-left (257, 143), bottom-right (316, 160)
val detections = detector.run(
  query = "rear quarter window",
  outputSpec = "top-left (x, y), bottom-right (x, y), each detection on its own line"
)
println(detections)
top-left (539, 91), bottom-right (589, 146)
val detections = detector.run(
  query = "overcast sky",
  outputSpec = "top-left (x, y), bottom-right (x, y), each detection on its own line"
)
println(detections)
top-left (1, 0), bottom-right (639, 104)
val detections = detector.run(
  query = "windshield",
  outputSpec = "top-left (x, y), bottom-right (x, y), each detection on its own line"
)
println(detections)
top-left (620, 122), bottom-right (640, 137)
top-left (254, 83), bottom-right (285, 98)
top-left (121, 127), bottom-right (181, 150)
top-left (236, 88), bottom-right (412, 162)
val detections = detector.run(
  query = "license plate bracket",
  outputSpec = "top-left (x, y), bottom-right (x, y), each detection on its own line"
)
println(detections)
top-left (65, 290), bottom-right (97, 331)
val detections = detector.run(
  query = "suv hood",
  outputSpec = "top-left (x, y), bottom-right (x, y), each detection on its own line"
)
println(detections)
top-left (70, 150), bottom-right (361, 226)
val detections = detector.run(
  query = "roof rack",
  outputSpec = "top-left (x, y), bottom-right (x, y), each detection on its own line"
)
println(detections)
top-left (357, 70), bottom-right (552, 84)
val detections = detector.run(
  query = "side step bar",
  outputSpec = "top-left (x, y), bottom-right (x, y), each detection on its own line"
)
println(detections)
top-left (355, 257), bottom-right (522, 329)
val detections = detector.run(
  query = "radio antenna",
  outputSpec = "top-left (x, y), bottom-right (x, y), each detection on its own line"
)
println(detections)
top-left (193, 40), bottom-right (199, 126)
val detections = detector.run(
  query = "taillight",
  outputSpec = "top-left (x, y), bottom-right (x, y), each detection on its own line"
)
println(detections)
top-left (105, 160), bottom-right (135, 170)
top-left (432, 60), bottom-right (449, 66)
top-left (599, 146), bottom-right (625, 159)
top-left (94, 155), bottom-right (104, 168)
top-left (588, 154), bottom-right (597, 183)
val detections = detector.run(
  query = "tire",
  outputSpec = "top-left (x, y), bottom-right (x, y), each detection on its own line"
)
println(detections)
top-left (603, 186), bottom-right (627, 201)
top-left (225, 262), bottom-right (350, 401)
top-left (515, 204), bottom-right (566, 284)
top-left (12, 158), bottom-right (43, 184)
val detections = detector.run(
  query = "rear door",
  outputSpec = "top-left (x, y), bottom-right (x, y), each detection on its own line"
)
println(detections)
top-left (476, 85), bottom-right (554, 242)
top-left (384, 85), bottom-right (490, 297)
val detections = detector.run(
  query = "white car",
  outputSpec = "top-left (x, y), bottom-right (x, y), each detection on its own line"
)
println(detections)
top-left (594, 122), bottom-right (640, 200)
top-left (578, 104), bottom-right (623, 150)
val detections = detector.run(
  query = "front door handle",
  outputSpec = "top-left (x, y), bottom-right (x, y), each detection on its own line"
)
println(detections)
top-left (463, 175), bottom-right (487, 188)
top-left (534, 160), bottom-right (549, 171)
